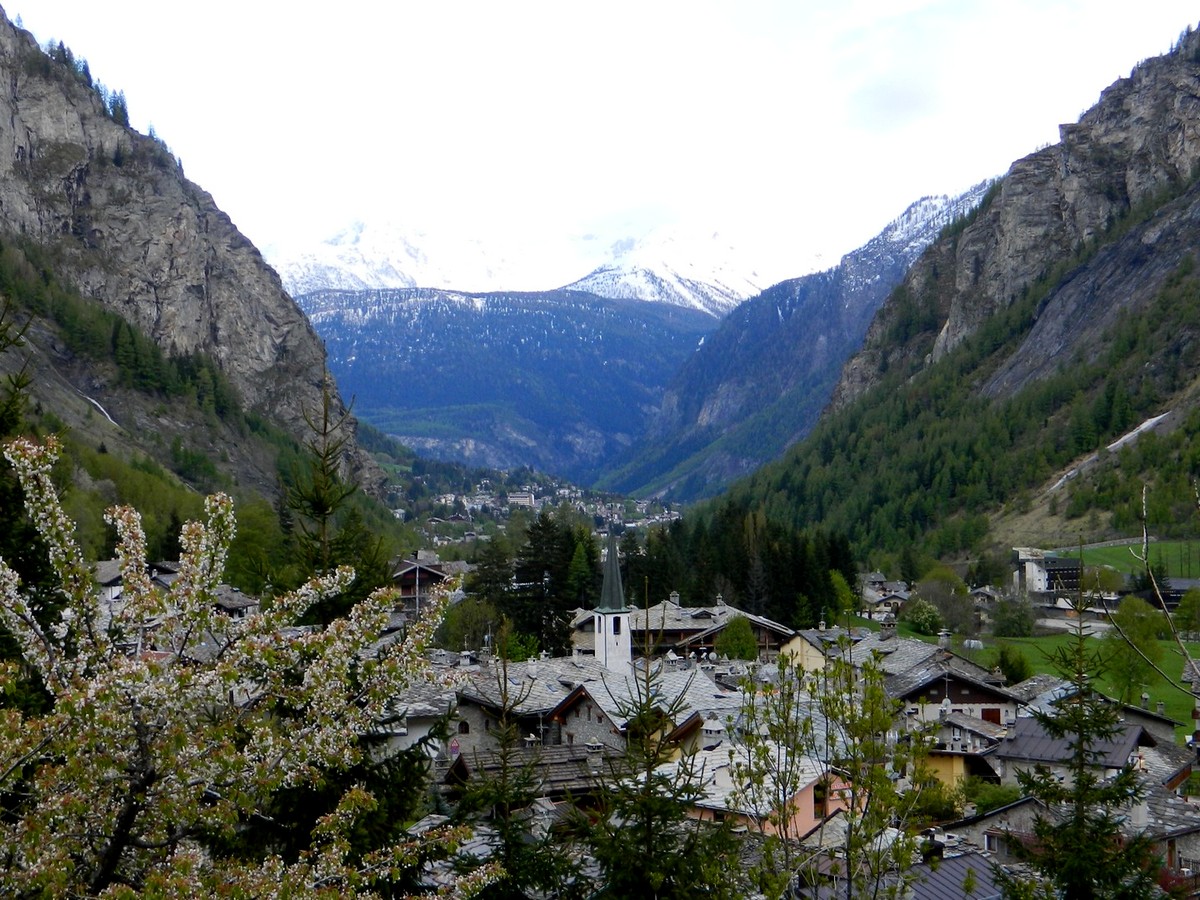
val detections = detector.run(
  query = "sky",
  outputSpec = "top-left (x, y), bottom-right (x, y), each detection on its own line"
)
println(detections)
top-left (15, 1), bottom-right (1200, 287)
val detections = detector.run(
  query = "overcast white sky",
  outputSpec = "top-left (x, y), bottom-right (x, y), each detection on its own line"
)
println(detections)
top-left (15, 1), bottom-right (1200, 284)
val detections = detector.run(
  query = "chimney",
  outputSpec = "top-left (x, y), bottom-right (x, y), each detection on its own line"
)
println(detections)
top-left (585, 739), bottom-right (604, 773)
top-left (1130, 797), bottom-right (1148, 829)
top-left (937, 630), bottom-right (951, 649)
top-left (1157, 700), bottom-right (1166, 716)
top-left (1141, 692), bottom-right (1150, 710)
top-left (880, 617), bottom-right (897, 641)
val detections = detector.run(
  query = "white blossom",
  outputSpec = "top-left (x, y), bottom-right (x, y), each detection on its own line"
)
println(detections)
top-left (0, 437), bottom-right (490, 897)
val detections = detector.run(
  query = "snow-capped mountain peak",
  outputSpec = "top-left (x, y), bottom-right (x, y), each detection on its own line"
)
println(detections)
top-left (265, 218), bottom-right (816, 316)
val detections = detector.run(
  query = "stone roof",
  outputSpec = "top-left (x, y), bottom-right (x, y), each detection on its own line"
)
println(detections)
top-left (794, 625), bottom-right (861, 651)
top-left (93, 559), bottom-right (181, 590)
top-left (673, 610), bottom-right (794, 649)
top-left (387, 678), bottom-right (458, 720)
top-left (212, 584), bottom-right (257, 612)
top-left (551, 663), bottom-right (744, 731)
top-left (1137, 738), bottom-right (1195, 787)
top-left (632, 598), bottom-right (743, 633)
top-left (459, 655), bottom-right (613, 715)
top-left (1005, 673), bottom-right (1070, 704)
top-left (446, 742), bottom-right (621, 799)
top-left (993, 716), bottom-right (1149, 770)
top-left (884, 654), bottom-right (1013, 702)
top-left (943, 711), bottom-right (1008, 742)
top-left (1141, 777), bottom-right (1200, 838)
top-left (845, 632), bottom-right (944, 676)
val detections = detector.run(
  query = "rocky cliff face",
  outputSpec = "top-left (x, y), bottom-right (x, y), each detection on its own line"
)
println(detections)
top-left (832, 29), bottom-right (1200, 409)
top-left (0, 15), bottom-right (377, 491)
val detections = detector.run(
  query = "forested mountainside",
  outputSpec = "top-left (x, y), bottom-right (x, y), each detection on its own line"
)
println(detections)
top-left (598, 187), bottom-right (992, 502)
top-left (721, 26), bottom-right (1200, 561)
top-left (297, 287), bottom-right (716, 482)
top-left (0, 13), bottom-right (378, 494)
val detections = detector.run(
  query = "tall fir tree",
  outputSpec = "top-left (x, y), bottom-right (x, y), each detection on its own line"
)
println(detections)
top-left (995, 589), bottom-right (1162, 898)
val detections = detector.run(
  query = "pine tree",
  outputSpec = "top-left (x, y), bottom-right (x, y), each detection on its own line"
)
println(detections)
top-left (995, 591), bottom-right (1162, 898)
top-left (283, 377), bottom-right (385, 622)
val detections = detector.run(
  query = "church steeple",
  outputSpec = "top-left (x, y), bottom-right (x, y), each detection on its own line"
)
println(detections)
top-left (596, 527), bottom-right (628, 612)
top-left (594, 527), bottom-right (631, 671)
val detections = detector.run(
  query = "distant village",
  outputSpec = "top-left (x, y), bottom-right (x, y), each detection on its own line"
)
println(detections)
top-left (398, 478), bottom-right (681, 548)
top-left (93, 538), bottom-right (1200, 897)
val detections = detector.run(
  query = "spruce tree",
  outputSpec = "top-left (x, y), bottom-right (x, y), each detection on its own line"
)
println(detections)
top-left (995, 591), bottom-right (1162, 898)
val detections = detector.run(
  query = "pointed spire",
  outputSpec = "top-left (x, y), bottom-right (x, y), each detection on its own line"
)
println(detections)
top-left (596, 527), bottom-right (627, 612)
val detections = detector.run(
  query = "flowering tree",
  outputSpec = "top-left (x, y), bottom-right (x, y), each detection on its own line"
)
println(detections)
top-left (0, 435), bottom-right (494, 897)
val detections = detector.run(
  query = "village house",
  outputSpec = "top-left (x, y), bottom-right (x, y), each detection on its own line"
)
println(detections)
top-left (93, 559), bottom-right (261, 653)
top-left (887, 655), bottom-right (1018, 728)
top-left (782, 623), bottom-right (861, 672)
top-left (1009, 674), bottom-right (1186, 745)
top-left (546, 664), bottom-right (744, 752)
top-left (452, 654), bottom-right (613, 757)
top-left (859, 581), bottom-right (911, 619)
top-left (948, 779), bottom-right (1200, 891)
top-left (654, 744), bottom-right (851, 837)
top-left (371, 677), bottom-right (458, 760)
top-left (389, 551), bottom-right (469, 622)
top-left (442, 740), bottom-right (618, 807)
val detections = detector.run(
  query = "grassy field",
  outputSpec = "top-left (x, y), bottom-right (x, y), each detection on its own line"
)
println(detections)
top-left (974, 632), bottom-right (1200, 740)
top-left (1060, 540), bottom-right (1200, 580)
top-left (851, 613), bottom-right (1200, 741)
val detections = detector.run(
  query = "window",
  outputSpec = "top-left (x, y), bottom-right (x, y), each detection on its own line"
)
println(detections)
top-left (984, 833), bottom-right (1000, 853)
top-left (458, 720), bottom-right (470, 735)
top-left (613, 618), bottom-right (622, 635)
top-left (566, 733), bottom-right (574, 745)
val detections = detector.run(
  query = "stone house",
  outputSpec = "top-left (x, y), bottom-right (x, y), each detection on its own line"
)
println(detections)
top-left (546, 664), bottom-right (744, 752)
top-left (452, 655), bottom-right (612, 756)
top-left (887, 658), bottom-right (1019, 728)
top-left (948, 781), bottom-right (1200, 889)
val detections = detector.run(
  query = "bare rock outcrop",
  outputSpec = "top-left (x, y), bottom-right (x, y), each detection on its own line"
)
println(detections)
top-left (0, 14), bottom-right (380, 492)
top-left (832, 28), bottom-right (1200, 410)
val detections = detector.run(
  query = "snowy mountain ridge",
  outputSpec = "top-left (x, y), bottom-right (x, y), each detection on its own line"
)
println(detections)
top-left (267, 219), bottom-right (825, 317)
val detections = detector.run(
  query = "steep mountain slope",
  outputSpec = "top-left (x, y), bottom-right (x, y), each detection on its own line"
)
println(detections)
top-left (599, 187), bottom-right (991, 501)
top-left (298, 288), bottom-right (716, 481)
top-left (0, 16), bottom-right (377, 494)
top-left (722, 26), bottom-right (1200, 557)
top-left (832, 30), bottom-right (1200, 411)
